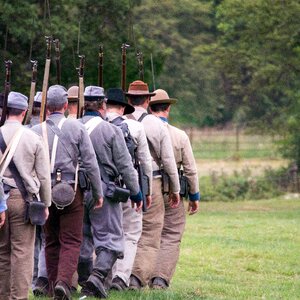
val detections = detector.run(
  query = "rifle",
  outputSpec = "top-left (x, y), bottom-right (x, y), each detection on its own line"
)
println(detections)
top-left (39, 36), bottom-right (52, 123)
top-left (134, 152), bottom-right (148, 212)
top-left (53, 38), bottom-right (61, 84)
top-left (0, 60), bottom-right (12, 126)
top-left (136, 50), bottom-right (144, 81)
top-left (121, 43), bottom-right (130, 91)
top-left (77, 55), bottom-right (85, 118)
top-left (23, 60), bottom-right (38, 125)
top-left (98, 45), bottom-right (103, 87)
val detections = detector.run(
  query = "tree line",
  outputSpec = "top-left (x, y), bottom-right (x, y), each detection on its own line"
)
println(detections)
top-left (1, 0), bottom-right (300, 166)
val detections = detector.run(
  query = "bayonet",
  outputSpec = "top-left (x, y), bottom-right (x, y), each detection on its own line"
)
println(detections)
top-left (53, 38), bottom-right (61, 84)
top-left (136, 50), bottom-right (144, 81)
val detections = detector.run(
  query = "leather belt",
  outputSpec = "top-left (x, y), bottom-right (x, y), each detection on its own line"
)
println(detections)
top-left (153, 170), bottom-right (162, 176)
top-left (51, 172), bottom-right (75, 181)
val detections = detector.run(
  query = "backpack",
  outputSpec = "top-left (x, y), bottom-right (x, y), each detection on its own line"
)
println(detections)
top-left (110, 116), bottom-right (137, 160)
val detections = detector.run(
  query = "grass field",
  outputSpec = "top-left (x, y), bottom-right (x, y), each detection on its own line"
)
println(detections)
top-left (29, 198), bottom-right (300, 300)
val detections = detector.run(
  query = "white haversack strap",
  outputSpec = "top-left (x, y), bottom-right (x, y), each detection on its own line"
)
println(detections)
top-left (84, 117), bottom-right (103, 136)
top-left (0, 127), bottom-right (25, 178)
top-left (50, 118), bottom-right (67, 173)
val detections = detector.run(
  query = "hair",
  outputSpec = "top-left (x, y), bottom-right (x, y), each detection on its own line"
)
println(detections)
top-left (150, 103), bottom-right (170, 112)
top-left (7, 107), bottom-right (24, 116)
top-left (47, 102), bottom-right (66, 113)
top-left (127, 95), bottom-right (149, 106)
top-left (84, 100), bottom-right (104, 112)
top-left (32, 106), bottom-right (41, 116)
top-left (106, 103), bottom-right (124, 110)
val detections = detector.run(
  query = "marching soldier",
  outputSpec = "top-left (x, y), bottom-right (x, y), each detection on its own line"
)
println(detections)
top-left (148, 89), bottom-right (200, 288)
top-left (125, 80), bottom-right (180, 289)
top-left (31, 85), bottom-right (103, 300)
top-left (105, 88), bottom-right (153, 290)
top-left (78, 86), bottom-right (143, 298)
top-left (0, 91), bottom-right (51, 300)
top-left (29, 91), bottom-right (42, 127)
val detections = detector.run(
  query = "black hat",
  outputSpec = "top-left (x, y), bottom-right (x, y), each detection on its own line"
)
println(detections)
top-left (106, 88), bottom-right (135, 115)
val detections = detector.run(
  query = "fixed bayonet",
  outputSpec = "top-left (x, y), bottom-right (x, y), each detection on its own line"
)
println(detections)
top-left (53, 38), bottom-right (61, 84)
top-left (98, 44), bottom-right (104, 88)
top-left (77, 55), bottom-right (85, 118)
top-left (136, 50), bottom-right (144, 81)
top-left (121, 43), bottom-right (130, 91)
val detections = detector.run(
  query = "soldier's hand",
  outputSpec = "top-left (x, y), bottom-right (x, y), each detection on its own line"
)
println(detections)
top-left (44, 207), bottom-right (49, 221)
top-left (94, 197), bottom-right (104, 209)
top-left (188, 200), bottom-right (199, 215)
top-left (169, 192), bottom-right (180, 208)
top-left (0, 211), bottom-right (6, 227)
top-left (132, 200), bottom-right (143, 212)
top-left (146, 195), bottom-right (152, 209)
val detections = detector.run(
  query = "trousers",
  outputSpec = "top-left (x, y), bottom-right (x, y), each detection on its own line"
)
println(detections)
top-left (0, 189), bottom-right (35, 300)
top-left (131, 178), bottom-right (165, 286)
top-left (45, 188), bottom-right (83, 291)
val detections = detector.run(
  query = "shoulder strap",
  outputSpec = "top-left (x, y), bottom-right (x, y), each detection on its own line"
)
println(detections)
top-left (0, 128), bottom-right (28, 200)
top-left (138, 112), bottom-right (148, 122)
top-left (84, 117), bottom-right (103, 135)
top-left (110, 116), bottom-right (125, 126)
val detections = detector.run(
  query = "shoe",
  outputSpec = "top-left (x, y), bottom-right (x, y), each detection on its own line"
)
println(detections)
top-left (150, 277), bottom-right (168, 289)
top-left (110, 276), bottom-right (127, 291)
top-left (84, 274), bottom-right (107, 298)
top-left (33, 276), bottom-right (49, 297)
top-left (128, 275), bottom-right (142, 290)
top-left (54, 281), bottom-right (72, 300)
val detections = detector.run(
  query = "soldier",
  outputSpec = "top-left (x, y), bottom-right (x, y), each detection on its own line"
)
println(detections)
top-left (31, 85), bottom-right (103, 300)
top-left (148, 89), bottom-right (200, 289)
top-left (0, 91), bottom-right (51, 300)
top-left (105, 88), bottom-right (153, 290)
top-left (125, 80), bottom-right (180, 289)
top-left (29, 91), bottom-right (42, 127)
top-left (67, 86), bottom-right (79, 118)
top-left (78, 86), bottom-right (143, 298)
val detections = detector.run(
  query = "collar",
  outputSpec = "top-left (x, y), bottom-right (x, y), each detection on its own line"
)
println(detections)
top-left (106, 112), bottom-right (122, 122)
top-left (84, 111), bottom-right (102, 117)
top-left (159, 116), bottom-right (168, 123)
top-left (50, 112), bottom-right (63, 115)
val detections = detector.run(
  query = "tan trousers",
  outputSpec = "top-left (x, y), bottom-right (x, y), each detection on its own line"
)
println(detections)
top-left (151, 197), bottom-right (186, 285)
top-left (113, 200), bottom-right (143, 285)
top-left (132, 178), bottom-right (165, 286)
top-left (0, 189), bottom-right (35, 300)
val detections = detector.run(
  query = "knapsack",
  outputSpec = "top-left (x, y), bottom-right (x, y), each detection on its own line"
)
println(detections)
top-left (110, 116), bottom-right (136, 160)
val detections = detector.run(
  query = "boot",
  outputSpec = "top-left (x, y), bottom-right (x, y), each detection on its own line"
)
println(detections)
top-left (83, 249), bottom-right (118, 299)
top-left (77, 260), bottom-right (93, 287)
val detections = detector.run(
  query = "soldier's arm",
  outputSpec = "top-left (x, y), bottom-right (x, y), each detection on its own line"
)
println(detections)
top-left (181, 132), bottom-right (200, 201)
top-left (34, 137), bottom-right (52, 207)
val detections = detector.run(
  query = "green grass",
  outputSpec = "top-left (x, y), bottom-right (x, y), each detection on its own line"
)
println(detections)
top-left (29, 198), bottom-right (300, 299)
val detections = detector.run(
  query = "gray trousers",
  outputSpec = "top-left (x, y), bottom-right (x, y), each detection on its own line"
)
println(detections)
top-left (112, 200), bottom-right (143, 286)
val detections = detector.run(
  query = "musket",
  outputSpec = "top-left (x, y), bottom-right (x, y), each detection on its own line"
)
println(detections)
top-left (98, 45), bottom-right (103, 87)
top-left (54, 38), bottom-right (61, 84)
top-left (121, 43), bottom-right (130, 91)
top-left (136, 50), bottom-right (144, 81)
top-left (23, 60), bottom-right (38, 125)
top-left (39, 36), bottom-right (52, 123)
top-left (77, 55), bottom-right (85, 118)
top-left (134, 154), bottom-right (148, 212)
top-left (0, 60), bottom-right (12, 126)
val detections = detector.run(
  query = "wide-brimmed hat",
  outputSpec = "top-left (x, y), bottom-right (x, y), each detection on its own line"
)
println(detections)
top-left (125, 80), bottom-right (156, 97)
top-left (149, 89), bottom-right (177, 105)
top-left (106, 88), bottom-right (135, 114)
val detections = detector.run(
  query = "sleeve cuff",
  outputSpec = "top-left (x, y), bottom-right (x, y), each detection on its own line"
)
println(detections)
top-left (130, 191), bottom-right (143, 203)
top-left (0, 200), bottom-right (7, 213)
top-left (189, 192), bottom-right (200, 201)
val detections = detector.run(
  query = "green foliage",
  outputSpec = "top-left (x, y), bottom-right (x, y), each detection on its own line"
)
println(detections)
top-left (200, 168), bottom-right (282, 201)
